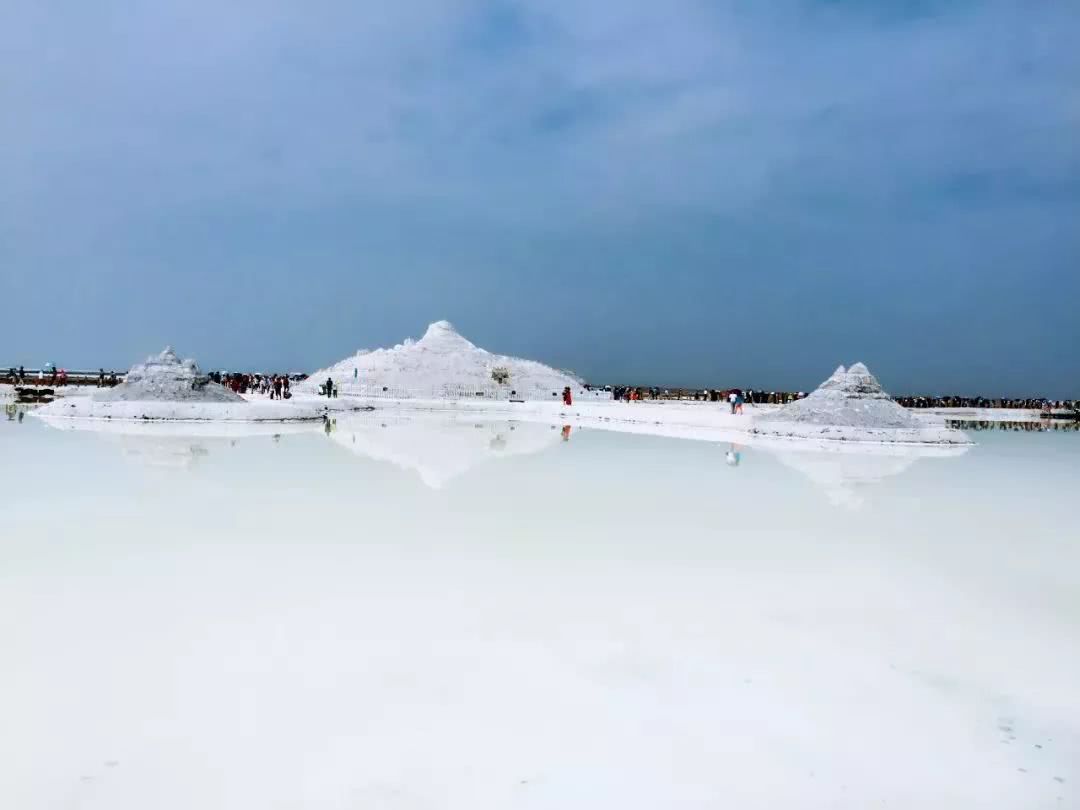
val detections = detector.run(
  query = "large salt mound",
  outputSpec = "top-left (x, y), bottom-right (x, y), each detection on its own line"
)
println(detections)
top-left (95, 347), bottom-right (241, 403)
top-left (752, 363), bottom-right (971, 445)
top-left (303, 320), bottom-right (608, 401)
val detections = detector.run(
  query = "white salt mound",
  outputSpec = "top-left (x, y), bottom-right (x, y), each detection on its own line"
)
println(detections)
top-left (33, 347), bottom-right (326, 422)
top-left (303, 320), bottom-right (607, 401)
top-left (95, 347), bottom-right (242, 403)
top-left (752, 363), bottom-right (971, 445)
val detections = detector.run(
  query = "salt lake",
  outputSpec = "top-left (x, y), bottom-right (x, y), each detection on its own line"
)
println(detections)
top-left (1, 409), bottom-right (1077, 808)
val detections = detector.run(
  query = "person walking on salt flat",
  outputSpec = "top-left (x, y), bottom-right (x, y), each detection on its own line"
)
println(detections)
top-left (728, 390), bottom-right (737, 414)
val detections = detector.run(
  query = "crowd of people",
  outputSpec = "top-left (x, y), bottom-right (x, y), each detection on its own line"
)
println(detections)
top-left (605, 387), bottom-right (805, 405)
top-left (895, 395), bottom-right (1078, 411)
top-left (2, 366), bottom-right (121, 387)
top-left (600, 385), bottom-right (1078, 413)
top-left (208, 372), bottom-right (296, 400)
top-left (946, 419), bottom-right (1080, 432)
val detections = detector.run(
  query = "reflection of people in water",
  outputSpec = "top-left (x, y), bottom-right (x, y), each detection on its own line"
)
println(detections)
top-left (725, 443), bottom-right (742, 466)
top-left (561, 425), bottom-right (572, 442)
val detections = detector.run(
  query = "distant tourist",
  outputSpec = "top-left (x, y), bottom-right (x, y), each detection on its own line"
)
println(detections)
top-left (728, 390), bottom-right (737, 414)
top-left (735, 391), bottom-right (744, 415)
top-left (325, 377), bottom-right (334, 398)
top-left (562, 386), bottom-right (572, 406)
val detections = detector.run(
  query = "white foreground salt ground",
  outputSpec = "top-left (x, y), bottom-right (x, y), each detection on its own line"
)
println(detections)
top-left (33, 348), bottom-right (325, 422)
top-left (303, 320), bottom-right (611, 401)
top-left (2, 415), bottom-right (1077, 809)
top-left (753, 362), bottom-right (971, 445)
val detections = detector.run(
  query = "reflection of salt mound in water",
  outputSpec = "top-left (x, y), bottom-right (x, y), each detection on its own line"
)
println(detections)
top-left (327, 412), bottom-right (563, 488)
top-left (37, 414), bottom-right (321, 469)
top-left (756, 437), bottom-right (969, 508)
top-left (115, 439), bottom-right (211, 470)
top-left (95, 347), bottom-right (241, 403)
top-left (303, 320), bottom-right (603, 401)
top-left (753, 363), bottom-right (971, 445)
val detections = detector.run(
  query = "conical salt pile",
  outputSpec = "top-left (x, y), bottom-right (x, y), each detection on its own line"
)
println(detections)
top-left (95, 347), bottom-right (243, 403)
top-left (752, 362), bottom-right (970, 445)
top-left (758, 363), bottom-right (921, 429)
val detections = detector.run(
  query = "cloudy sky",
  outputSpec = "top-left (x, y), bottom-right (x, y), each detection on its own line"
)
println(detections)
top-left (2, 1), bottom-right (1078, 394)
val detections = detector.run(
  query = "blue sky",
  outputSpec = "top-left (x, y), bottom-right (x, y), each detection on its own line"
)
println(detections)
top-left (2, 1), bottom-right (1078, 395)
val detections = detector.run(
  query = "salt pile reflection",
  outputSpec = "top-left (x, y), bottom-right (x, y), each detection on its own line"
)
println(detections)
top-left (36, 414), bottom-right (323, 469)
top-left (749, 436), bottom-right (970, 508)
top-left (323, 413), bottom-right (566, 488)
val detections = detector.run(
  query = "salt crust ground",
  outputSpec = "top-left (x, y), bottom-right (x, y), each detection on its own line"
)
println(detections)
top-left (4, 382), bottom-right (1066, 424)
top-left (295, 393), bottom-right (975, 446)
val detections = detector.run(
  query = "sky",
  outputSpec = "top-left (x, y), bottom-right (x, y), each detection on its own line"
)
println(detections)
top-left (2, 1), bottom-right (1078, 396)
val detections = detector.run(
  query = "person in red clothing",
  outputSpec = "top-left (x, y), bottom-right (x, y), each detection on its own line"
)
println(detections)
top-left (562, 386), bottom-right (572, 406)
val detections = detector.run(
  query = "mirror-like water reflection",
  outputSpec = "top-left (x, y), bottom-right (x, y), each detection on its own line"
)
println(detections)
top-left (1, 412), bottom-right (1077, 809)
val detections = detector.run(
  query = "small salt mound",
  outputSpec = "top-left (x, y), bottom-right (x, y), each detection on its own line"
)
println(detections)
top-left (753, 362), bottom-right (970, 445)
top-left (757, 362), bottom-right (921, 430)
top-left (95, 347), bottom-right (242, 403)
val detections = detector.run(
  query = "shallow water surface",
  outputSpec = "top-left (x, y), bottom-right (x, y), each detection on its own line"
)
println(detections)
top-left (1, 411), bottom-right (1078, 809)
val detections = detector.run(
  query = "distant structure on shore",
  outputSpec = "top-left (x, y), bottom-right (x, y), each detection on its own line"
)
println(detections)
top-left (301, 320), bottom-right (611, 401)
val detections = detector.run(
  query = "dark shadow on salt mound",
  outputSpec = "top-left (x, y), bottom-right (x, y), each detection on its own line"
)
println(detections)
top-left (94, 347), bottom-right (241, 403)
top-left (752, 363), bottom-right (971, 445)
